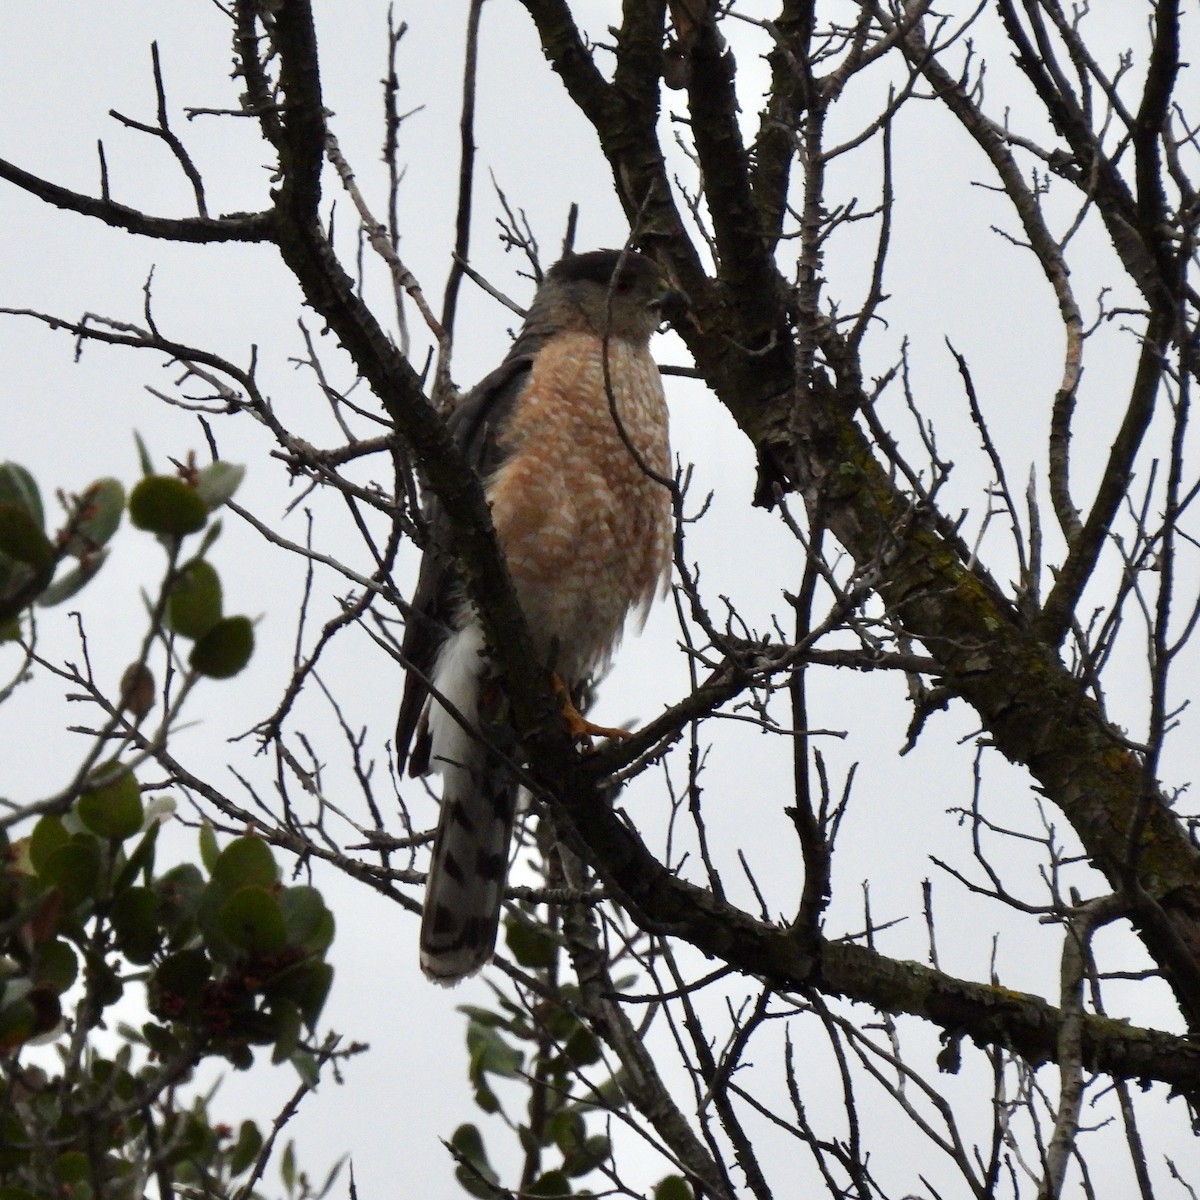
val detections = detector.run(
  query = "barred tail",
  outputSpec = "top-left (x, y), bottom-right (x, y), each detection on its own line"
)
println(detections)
top-left (420, 769), bottom-right (516, 984)
top-left (419, 619), bottom-right (515, 985)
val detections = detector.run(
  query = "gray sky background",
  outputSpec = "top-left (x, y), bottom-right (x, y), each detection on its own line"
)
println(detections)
top-left (2, 3), bottom-right (1195, 1196)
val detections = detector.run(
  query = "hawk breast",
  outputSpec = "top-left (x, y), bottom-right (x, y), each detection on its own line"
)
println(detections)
top-left (484, 330), bottom-right (672, 682)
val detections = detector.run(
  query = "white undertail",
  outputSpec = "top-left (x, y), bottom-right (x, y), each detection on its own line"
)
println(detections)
top-left (420, 620), bottom-right (516, 984)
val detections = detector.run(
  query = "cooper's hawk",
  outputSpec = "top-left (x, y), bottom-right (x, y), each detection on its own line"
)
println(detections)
top-left (395, 249), bottom-right (675, 985)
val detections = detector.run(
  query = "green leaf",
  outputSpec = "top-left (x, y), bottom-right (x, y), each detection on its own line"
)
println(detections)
top-left (195, 518), bottom-right (223, 558)
top-left (550, 1110), bottom-right (586, 1155)
top-left (87, 957), bottom-right (124, 1008)
top-left (0, 504), bottom-right (54, 570)
top-left (269, 1000), bottom-right (303, 1064)
top-left (34, 939), bottom-right (78, 994)
top-left (155, 863), bottom-right (206, 935)
top-left (229, 1120), bottom-right (264, 1176)
top-left (451, 1125), bottom-right (499, 1200)
top-left (0, 997), bottom-right (37, 1051)
top-left (563, 1024), bottom-right (601, 1068)
top-left (169, 558), bottom-right (223, 638)
top-left (563, 1134), bottom-right (609, 1178)
top-left (467, 1018), bottom-right (524, 1081)
top-left (109, 886), bottom-right (162, 965)
top-left (194, 461), bottom-right (245, 511)
top-left (265, 960), bottom-right (333, 1029)
top-left (225, 1041), bottom-right (254, 1070)
top-left (40, 836), bottom-right (101, 908)
top-left (78, 764), bottom-right (143, 841)
top-left (166, 1110), bottom-right (217, 1166)
top-left (29, 815), bottom-right (69, 877)
top-left (527, 1170), bottom-right (571, 1197)
top-left (200, 841), bottom-right (280, 964)
top-left (540, 1002), bottom-right (579, 1043)
top-left (133, 432), bottom-right (156, 478)
top-left (37, 550), bottom-right (108, 607)
top-left (199, 823), bottom-right (220, 873)
top-left (280, 1140), bottom-right (296, 1195)
top-left (142, 1021), bottom-right (181, 1060)
top-left (472, 1079), bottom-right (500, 1115)
top-left (190, 614), bottom-right (254, 678)
top-left (517, 1123), bottom-right (540, 1156)
top-left (65, 477), bottom-right (125, 554)
top-left (456, 1004), bottom-right (511, 1029)
top-left (279, 887), bottom-right (335, 954)
top-left (216, 886), bottom-right (288, 955)
top-left (505, 915), bottom-right (558, 970)
top-left (112, 822), bottom-right (160, 895)
top-left (91, 1049), bottom-right (136, 1099)
top-left (0, 462), bottom-right (44, 528)
top-left (654, 1177), bottom-right (693, 1200)
top-left (211, 836), bottom-right (279, 892)
top-left (54, 1150), bottom-right (90, 1184)
top-left (128, 475), bottom-right (208, 536)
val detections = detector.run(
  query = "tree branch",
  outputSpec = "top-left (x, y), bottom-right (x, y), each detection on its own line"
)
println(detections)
top-left (0, 155), bottom-right (273, 242)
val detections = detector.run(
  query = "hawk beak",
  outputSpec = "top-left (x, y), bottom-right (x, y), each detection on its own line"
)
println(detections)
top-left (652, 286), bottom-right (689, 328)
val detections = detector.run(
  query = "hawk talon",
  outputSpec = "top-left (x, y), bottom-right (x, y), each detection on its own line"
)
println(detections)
top-left (552, 673), bottom-right (633, 746)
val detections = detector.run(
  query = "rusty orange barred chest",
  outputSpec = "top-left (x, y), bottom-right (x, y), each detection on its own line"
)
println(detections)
top-left (485, 329), bottom-right (673, 681)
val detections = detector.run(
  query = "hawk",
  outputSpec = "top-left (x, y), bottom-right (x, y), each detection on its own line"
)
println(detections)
top-left (395, 249), bottom-right (675, 985)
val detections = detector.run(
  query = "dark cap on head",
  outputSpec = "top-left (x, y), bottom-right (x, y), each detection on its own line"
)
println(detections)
top-left (548, 249), bottom-right (661, 289)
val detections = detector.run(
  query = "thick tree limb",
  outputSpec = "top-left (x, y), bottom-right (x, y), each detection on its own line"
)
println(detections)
top-left (542, 756), bottom-right (1200, 1096)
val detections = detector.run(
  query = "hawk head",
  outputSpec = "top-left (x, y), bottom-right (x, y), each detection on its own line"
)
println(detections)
top-left (538, 249), bottom-right (679, 342)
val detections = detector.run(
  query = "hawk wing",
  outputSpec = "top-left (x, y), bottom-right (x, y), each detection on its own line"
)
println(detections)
top-left (394, 330), bottom-right (546, 776)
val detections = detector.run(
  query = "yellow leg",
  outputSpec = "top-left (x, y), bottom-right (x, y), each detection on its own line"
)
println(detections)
top-left (551, 674), bottom-right (633, 744)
